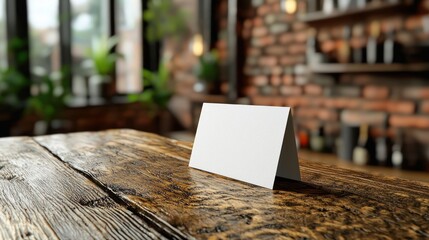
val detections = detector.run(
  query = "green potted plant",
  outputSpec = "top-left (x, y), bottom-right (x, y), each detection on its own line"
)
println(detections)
top-left (86, 36), bottom-right (122, 101)
top-left (27, 70), bottom-right (71, 135)
top-left (193, 50), bottom-right (219, 94)
top-left (128, 61), bottom-right (173, 134)
top-left (128, 61), bottom-right (173, 112)
top-left (0, 69), bottom-right (29, 136)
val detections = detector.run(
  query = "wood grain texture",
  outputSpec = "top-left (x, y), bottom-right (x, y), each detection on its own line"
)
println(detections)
top-left (0, 136), bottom-right (164, 240)
top-left (35, 129), bottom-right (429, 239)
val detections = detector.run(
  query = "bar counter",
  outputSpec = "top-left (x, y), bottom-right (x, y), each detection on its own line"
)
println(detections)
top-left (1, 129), bottom-right (428, 239)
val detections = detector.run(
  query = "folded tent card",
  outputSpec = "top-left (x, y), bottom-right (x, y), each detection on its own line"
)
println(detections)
top-left (189, 103), bottom-right (301, 189)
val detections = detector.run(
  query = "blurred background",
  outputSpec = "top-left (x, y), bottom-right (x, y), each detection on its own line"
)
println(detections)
top-left (1, 0), bottom-right (429, 180)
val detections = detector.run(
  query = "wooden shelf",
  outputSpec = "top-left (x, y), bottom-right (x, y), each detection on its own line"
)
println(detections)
top-left (300, 1), bottom-right (415, 26)
top-left (308, 63), bottom-right (429, 74)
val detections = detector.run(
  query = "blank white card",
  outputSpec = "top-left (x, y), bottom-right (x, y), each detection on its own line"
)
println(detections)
top-left (189, 103), bottom-right (300, 189)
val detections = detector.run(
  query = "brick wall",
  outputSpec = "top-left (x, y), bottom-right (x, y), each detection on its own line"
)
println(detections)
top-left (239, 0), bottom-right (429, 169)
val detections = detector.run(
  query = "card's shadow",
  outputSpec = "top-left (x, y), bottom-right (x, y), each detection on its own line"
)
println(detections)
top-left (273, 177), bottom-right (345, 197)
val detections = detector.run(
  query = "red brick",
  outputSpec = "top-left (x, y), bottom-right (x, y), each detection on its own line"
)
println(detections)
top-left (271, 2), bottom-right (281, 12)
top-left (261, 35), bottom-right (276, 45)
top-left (251, 96), bottom-right (274, 106)
top-left (253, 17), bottom-right (264, 27)
top-left (341, 110), bottom-right (387, 125)
top-left (288, 44), bottom-right (307, 55)
top-left (294, 75), bottom-right (308, 85)
top-left (265, 45), bottom-right (288, 55)
top-left (402, 87), bottom-right (429, 99)
top-left (279, 33), bottom-right (294, 44)
top-left (251, 76), bottom-right (269, 86)
top-left (387, 101), bottom-right (415, 114)
top-left (323, 98), bottom-right (337, 108)
top-left (280, 86), bottom-right (302, 96)
top-left (333, 86), bottom-right (361, 97)
top-left (258, 56), bottom-right (278, 66)
top-left (304, 84), bottom-right (323, 95)
top-left (294, 55), bottom-right (306, 64)
top-left (285, 96), bottom-right (303, 107)
top-left (270, 75), bottom-right (282, 86)
top-left (247, 48), bottom-right (261, 56)
top-left (257, 5), bottom-right (271, 16)
top-left (252, 26), bottom-right (268, 37)
top-left (318, 109), bottom-right (338, 121)
top-left (292, 22), bottom-right (306, 31)
top-left (360, 100), bottom-right (388, 111)
top-left (269, 66), bottom-right (282, 75)
top-left (242, 29), bottom-right (251, 39)
top-left (279, 56), bottom-right (295, 65)
top-left (251, 35), bottom-right (275, 47)
top-left (309, 97), bottom-right (326, 107)
top-left (334, 98), bottom-right (360, 108)
top-left (297, 119), bottom-right (320, 132)
top-left (363, 86), bottom-right (389, 99)
top-left (282, 75), bottom-right (294, 85)
top-left (299, 97), bottom-right (313, 106)
top-left (294, 31), bottom-right (308, 43)
top-left (272, 96), bottom-right (285, 106)
top-left (421, 101), bottom-right (429, 113)
top-left (295, 107), bottom-right (318, 118)
top-left (390, 115), bottom-right (429, 128)
top-left (246, 57), bottom-right (258, 65)
top-left (243, 19), bottom-right (253, 30)
top-left (243, 86), bottom-right (259, 96)
top-left (295, 108), bottom-right (338, 121)
top-left (344, 99), bottom-right (361, 109)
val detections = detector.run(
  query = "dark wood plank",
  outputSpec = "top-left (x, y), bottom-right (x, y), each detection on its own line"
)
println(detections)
top-left (0, 136), bottom-right (165, 239)
top-left (36, 129), bottom-right (429, 239)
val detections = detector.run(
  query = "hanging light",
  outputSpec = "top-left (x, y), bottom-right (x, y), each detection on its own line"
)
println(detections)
top-left (281, 0), bottom-right (297, 14)
top-left (191, 34), bottom-right (204, 57)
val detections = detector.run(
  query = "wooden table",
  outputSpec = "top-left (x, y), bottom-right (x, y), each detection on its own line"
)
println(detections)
top-left (1, 129), bottom-right (428, 239)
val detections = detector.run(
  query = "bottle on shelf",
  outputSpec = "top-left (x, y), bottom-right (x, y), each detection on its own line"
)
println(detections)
top-left (353, 124), bottom-right (369, 166)
top-left (401, 132), bottom-right (423, 170)
top-left (298, 130), bottom-right (310, 149)
top-left (307, 28), bottom-right (325, 65)
top-left (391, 129), bottom-right (403, 169)
top-left (383, 25), bottom-right (404, 64)
top-left (310, 126), bottom-right (325, 152)
top-left (366, 21), bottom-right (383, 64)
top-left (337, 26), bottom-right (352, 63)
top-left (375, 121), bottom-right (390, 166)
top-left (306, 0), bottom-right (321, 13)
top-left (356, 0), bottom-right (367, 8)
top-left (351, 24), bottom-right (367, 63)
top-left (322, 0), bottom-right (335, 14)
top-left (338, 0), bottom-right (353, 11)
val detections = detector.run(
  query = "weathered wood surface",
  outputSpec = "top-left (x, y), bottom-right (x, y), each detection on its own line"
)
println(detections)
top-left (35, 129), bottom-right (429, 239)
top-left (0, 136), bottom-right (164, 240)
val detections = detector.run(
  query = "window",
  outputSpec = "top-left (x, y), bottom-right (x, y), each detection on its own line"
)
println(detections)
top-left (0, 0), bottom-right (6, 69)
top-left (71, 0), bottom-right (109, 75)
top-left (116, 0), bottom-right (142, 93)
top-left (28, 0), bottom-right (60, 76)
